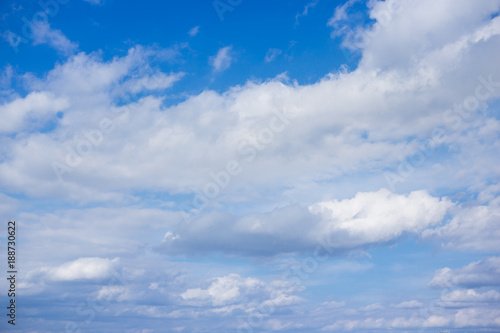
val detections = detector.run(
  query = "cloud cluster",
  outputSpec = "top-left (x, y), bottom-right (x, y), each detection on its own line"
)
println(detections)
top-left (160, 189), bottom-right (451, 255)
top-left (0, 0), bottom-right (498, 209)
top-left (1, 0), bottom-right (500, 331)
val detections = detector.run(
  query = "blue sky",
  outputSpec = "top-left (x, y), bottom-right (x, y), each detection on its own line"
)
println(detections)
top-left (1, 0), bottom-right (500, 332)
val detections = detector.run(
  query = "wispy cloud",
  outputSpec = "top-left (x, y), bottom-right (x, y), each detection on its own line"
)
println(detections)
top-left (32, 21), bottom-right (78, 56)
top-left (295, 0), bottom-right (320, 25)
top-left (188, 26), bottom-right (200, 37)
top-left (264, 48), bottom-right (282, 63)
top-left (209, 45), bottom-right (234, 72)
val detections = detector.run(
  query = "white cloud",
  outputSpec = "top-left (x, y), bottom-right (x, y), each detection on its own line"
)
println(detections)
top-left (441, 289), bottom-right (500, 305)
top-left (295, 0), bottom-right (319, 24)
top-left (159, 189), bottom-right (451, 255)
top-left (0, 91), bottom-right (69, 134)
top-left (393, 300), bottom-right (423, 309)
top-left (1, 6), bottom-right (499, 205)
top-left (18, 206), bottom-right (180, 266)
top-left (428, 257), bottom-right (500, 288)
top-left (97, 285), bottom-right (132, 301)
top-left (209, 46), bottom-right (234, 72)
top-left (323, 317), bottom-right (386, 331)
top-left (1, 1), bottom-right (500, 331)
top-left (181, 274), bottom-right (264, 306)
top-left (422, 190), bottom-right (500, 252)
top-left (346, 0), bottom-right (500, 70)
top-left (188, 26), bottom-right (200, 37)
top-left (328, 0), bottom-right (360, 27)
top-left (264, 319), bottom-right (303, 331)
top-left (360, 303), bottom-right (384, 311)
top-left (0, 193), bottom-right (19, 220)
top-left (320, 300), bottom-right (346, 308)
top-left (0, 65), bottom-right (13, 89)
top-left (48, 257), bottom-right (119, 281)
top-left (181, 274), bottom-right (303, 309)
top-left (309, 189), bottom-right (452, 248)
top-left (32, 21), bottom-right (78, 56)
top-left (82, 0), bottom-right (102, 4)
top-left (453, 308), bottom-right (500, 327)
top-left (423, 315), bottom-right (451, 327)
top-left (265, 48), bottom-right (282, 63)
top-left (122, 71), bottom-right (185, 94)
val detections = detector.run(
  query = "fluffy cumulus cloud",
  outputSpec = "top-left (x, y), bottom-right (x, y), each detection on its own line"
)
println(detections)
top-left (309, 189), bottom-right (452, 248)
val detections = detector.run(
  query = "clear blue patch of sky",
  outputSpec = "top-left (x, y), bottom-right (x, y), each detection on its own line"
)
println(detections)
top-left (0, 0), bottom-right (371, 96)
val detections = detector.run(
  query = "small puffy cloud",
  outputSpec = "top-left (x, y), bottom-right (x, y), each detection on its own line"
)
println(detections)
top-left (265, 48), bottom-right (282, 63)
top-left (181, 274), bottom-right (303, 309)
top-left (360, 303), bottom-right (384, 311)
top-left (428, 256), bottom-right (500, 288)
top-left (181, 274), bottom-right (264, 306)
top-left (82, 0), bottom-right (102, 4)
top-left (209, 46), bottom-right (233, 72)
top-left (49, 257), bottom-right (119, 281)
top-left (393, 300), bottom-right (424, 309)
top-left (188, 26), bottom-right (200, 37)
top-left (32, 21), bottom-right (78, 56)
